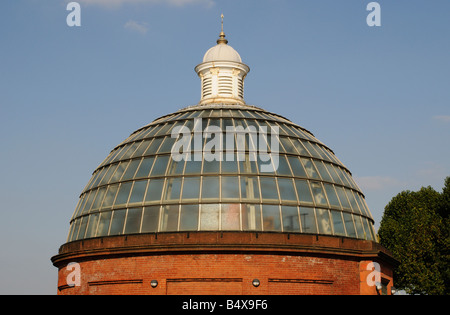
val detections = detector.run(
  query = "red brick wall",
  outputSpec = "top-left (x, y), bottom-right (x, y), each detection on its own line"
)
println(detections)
top-left (53, 232), bottom-right (397, 295)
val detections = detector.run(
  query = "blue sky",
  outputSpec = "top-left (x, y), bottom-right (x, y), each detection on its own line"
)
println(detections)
top-left (0, 0), bottom-right (449, 294)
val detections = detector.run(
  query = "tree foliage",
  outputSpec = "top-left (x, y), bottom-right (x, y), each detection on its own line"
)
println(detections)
top-left (378, 177), bottom-right (450, 295)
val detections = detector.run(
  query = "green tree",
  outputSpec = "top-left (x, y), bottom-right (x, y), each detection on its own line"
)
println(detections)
top-left (378, 177), bottom-right (450, 295)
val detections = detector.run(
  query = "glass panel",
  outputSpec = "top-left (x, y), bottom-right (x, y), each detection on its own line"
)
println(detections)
top-left (314, 160), bottom-right (333, 182)
top-left (240, 177), bottom-right (260, 201)
top-left (363, 218), bottom-right (375, 241)
top-left (200, 204), bottom-right (220, 230)
top-left (221, 204), bottom-right (241, 230)
top-left (167, 158), bottom-right (185, 176)
top-left (238, 154), bottom-right (258, 174)
top-left (303, 141), bottom-right (321, 159)
top-left (85, 213), bottom-right (99, 239)
top-left (128, 180), bottom-right (148, 204)
top-left (109, 210), bottom-right (126, 235)
top-left (76, 217), bottom-right (88, 240)
top-left (163, 178), bottom-right (182, 201)
top-left (114, 182), bottom-right (133, 206)
top-left (346, 189), bottom-right (360, 214)
top-left (278, 178), bottom-right (297, 202)
top-left (202, 159), bottom-right (220, 174)
top-left (121, 141), bottom-right (141, 160)
top-left (179, 205), bottom-right (199, 231)
top-left (71, 219), bottom-right (82, 241)
top-left (160, 205), bottom-right (179, 232)
top-left (281, 206), bottom-right (300, 232)
top-left (279, 137), bottom-right (297, 154)
top-left (135, 157), bottom-right (155, 178)
top-left (221, 157), bottom-right (238, 174)
top-left (121, 159), bottom-right (141, 181)
top-left (262, 205), bottom-right (281, 232)
top-left (158, 136), bottom-right (176, 154)
top-left (145, 137), bottom-right (164, 155)
top-left (131, 140), bottom-right (152, 158)
top-left (323, 183), bottom-right (341, 208)
top-left (299, 207), bottom-right (317, 234)
top-left (109, 161), bottom-right (129, 183)
top-left (141, 206), bottom-right (160, 233)
top-left (82, 190), bottom-right (96, 214)
top-left (101, 184), bottom-right (119, 208)
top-left (99, 164), bottom-right (118, 186)
top-left (201, 177), bottom-right (220, 199)
top-left (354, 215), bottom-right (365, 239)
top-left (260, 177), bottom-right (279, 200)
top-left (325, 163), bottom-right (344, 185)
top-left (310, 182), bottom-right (328, 207)
top-left (343, 212), bottom-right (356, 238)
top-left (181, 177), bottom-right (201, 201)
top-left (150, 156), bottom-right (169, 176)
top-left (331, 210), bottom-right (345, 236)
top-left (91, 187), bottom-right (106, 210)
top-left (287, 156), bottom-right (307, 177)
top-left (184, 159), bottom-right (202, 174)
top-left (301, 158), bottom-right (320, 179)
top-left (295, 180), bottom-right (314, 204)
top-left (335, 186), bottom-right (351, 209)
top-left (276, 155), bottom-right (292, 176)
top-left (124, 208), bottom-right (143, 234)
top-left (316, 208), bottom-right (332, 235)
top-left (97, 211), bottom-right (112, 236)
top-left (293, 139), bottom-right (309, 156)
top-left (242, 204), bottom-right (262, 231)
top-left (145, 179), bottom-right (164, 202)
top-left (221, 176), bottom-right (240, 200)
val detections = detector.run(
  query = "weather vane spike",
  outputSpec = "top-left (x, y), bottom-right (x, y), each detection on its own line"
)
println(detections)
top-left (217, 13), bottom-right (228, 44)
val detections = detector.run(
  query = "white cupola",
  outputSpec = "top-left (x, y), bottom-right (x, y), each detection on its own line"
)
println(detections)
top-left (194, 15), bottom-right (250, 105)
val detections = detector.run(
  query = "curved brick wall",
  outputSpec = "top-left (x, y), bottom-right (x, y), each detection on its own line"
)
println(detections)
top-left (51, 232), bottom-right (397, 295)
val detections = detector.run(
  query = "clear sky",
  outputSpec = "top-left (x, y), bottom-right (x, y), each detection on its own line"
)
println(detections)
top-left (0, 0), bottom-right (449, 294)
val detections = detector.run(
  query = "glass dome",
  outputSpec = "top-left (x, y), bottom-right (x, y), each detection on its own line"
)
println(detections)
top-left (66, 103), bottom-right (376, 243)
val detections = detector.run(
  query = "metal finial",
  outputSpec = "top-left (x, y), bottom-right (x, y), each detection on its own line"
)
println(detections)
top-left (217, 13), bottom-right (228, 44)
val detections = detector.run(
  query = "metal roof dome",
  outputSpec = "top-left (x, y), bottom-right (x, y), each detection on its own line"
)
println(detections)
top-left (66, 103), bottom-right (376, 243)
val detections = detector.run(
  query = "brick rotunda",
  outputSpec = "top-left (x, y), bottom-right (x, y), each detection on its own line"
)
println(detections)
top-left (51, 19), bottom-right (398, 295)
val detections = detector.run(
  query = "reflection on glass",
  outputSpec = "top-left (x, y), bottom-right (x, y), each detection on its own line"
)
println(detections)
top-left (241, 177), bottom-right (260, 200)
top-left (128, 180), bottom-right (148, 204)
top-left (331, 210), bottom-right (345, 236)
top-left (262, 205), bottom-right (281, 232)
top-left (354, 215), bottom-right (365, 239)
top-left (181, 177), bottom-right (200, 200)
top-left (141, 206), bottom-right (160, 233)
top-left (343, 212), bottom-right (356, 238)
top-left (278, 178), bottom-right (297, 202)
top-left (221, 204), bottom-right (241, 230)
top-left (260, 177), bottom-right (279, 200)
top-left (299, 207), bottom-right (316, 234)
top-left (201, 177), bottom-right (219, 199)
top-left (295, 180), bottom-right (314, 204)
top-left (281, 206), bottom-right (300, 232)
top-left (160, 205), bottom-right (179, 232)
top-left (335, 186), bottom-right (351, 209)
top-left (109, 210), bottom-right (126, 235)
top-left (145, 179), bottom-right (164, 202)
top-left (242, 204), bottom-right (261, 231)
top-left (179, 205), bottom-right (199, 231)
top-left (221, 176), bottom-right (240, 199)
top-left (135, 157), bottom-right (154, 178)
top-left (200, 204), bottom-right (219, 230)
top-left (316, 208), bottom-right (331, 235)
top-left (310, 182), bottom-right (328, 206)
top-left (124, 208), bottom-right (142, 234)
top-left (323, 184), bottom-right (341, 208)
top-left (301, 158), bottom-right (319, 179)
top-left (163, 178), bottom-right (182, 201)
top-left (85, 213), bottom-right (99, 238)
top-left (150, 156), bottom-right (169, 176)
top-left (288, 156), bottom-right (307, 177)
top-left (114, 182), bottom-right (133, 206)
